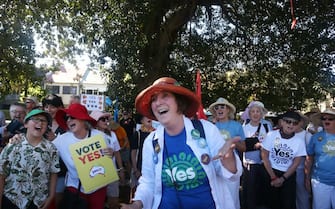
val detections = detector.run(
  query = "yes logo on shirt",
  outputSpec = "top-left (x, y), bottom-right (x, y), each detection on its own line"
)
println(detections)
top-left (323, 140), bottom-right (335, 156)
top-left (162, 152), bottom-right (206, 190)
top-left (271, 144), bottom-right (294, 165)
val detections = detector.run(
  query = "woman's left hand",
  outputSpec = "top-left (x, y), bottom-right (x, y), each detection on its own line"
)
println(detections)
top-left (212, 136), bottom-right (240, 161)
top-left (103, 148), bottom-right (114, 158)
top-left (271, 177), bottom-right (284, 187)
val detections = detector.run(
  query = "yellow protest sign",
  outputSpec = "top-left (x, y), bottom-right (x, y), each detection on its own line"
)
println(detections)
top-left (70, 134), bottom-right (119, 192)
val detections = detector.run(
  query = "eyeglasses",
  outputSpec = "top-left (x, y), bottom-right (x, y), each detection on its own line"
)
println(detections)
top-left (10, 110), bottom-right (25, 115)
top-left (99, 117), bottom-right (109, 122)
top-left (30, 117), bottom-right (48, 124)
top-left (25, 101), bottom-right (32, 104)
top-left (283, 119), bottom-right (299, 126)
top-left (64, 115), bottom-right (76, 121)
top-left (214, 104), bottom-right (226, 110)
top-left (321, 117), bottom-right (335, 121)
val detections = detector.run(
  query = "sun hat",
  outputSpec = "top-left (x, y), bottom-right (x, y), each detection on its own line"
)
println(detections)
top-left (241, 101), bottom-right (268, 121)
top-left (209, 97), bottom-right (236, 119)
top-left (135, 77), bottom-right (200, 120)
top-left (90, 110), bottom-right (111, 122)
top-left (25, 96), bottom-right (38, 105)
top-left (320, 108), bottom-right (335, 116)
top-left (24, 109), bottom-right (52, 125)
top-left (279, 111), bottom-right (301, 121)
top-left (55, 103), bottom-right (97, 130)
top-left (42, 94), bottom-right (64, 108)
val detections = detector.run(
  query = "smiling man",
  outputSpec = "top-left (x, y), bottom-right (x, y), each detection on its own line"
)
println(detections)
top-left (0, 109), bottom-right (60, 209)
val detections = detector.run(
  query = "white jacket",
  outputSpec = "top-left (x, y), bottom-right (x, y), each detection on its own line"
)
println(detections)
top-left (133, 116), bottom-right (243, 209)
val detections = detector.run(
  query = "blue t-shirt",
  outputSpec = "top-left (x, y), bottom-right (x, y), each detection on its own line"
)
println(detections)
top-left (215, 120), bottom-right (245, 141)
top-left (307, 131), bottom-right (335, 186)
top-left (158, 128), bottom-right (215, 209)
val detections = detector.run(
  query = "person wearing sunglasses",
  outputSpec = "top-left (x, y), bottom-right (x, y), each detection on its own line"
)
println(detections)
top-left (261, 111), bottom-right (307, 209)
top-left (305, 108), bottom-right (335, 209)
top-left (53, 104), bottom-right (116, 209)
top-left (0, 109), bottom-right (60, 209)
top-left (208, 97), bottom-right (246, 209)
top-left (89, 110), bottom-right (124, 209)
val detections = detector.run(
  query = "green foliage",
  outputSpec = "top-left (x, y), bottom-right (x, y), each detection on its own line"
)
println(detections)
top-left (1, 0), bottom-right (334, 112)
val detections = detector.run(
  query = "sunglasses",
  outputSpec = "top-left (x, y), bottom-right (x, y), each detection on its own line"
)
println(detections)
top-left (283, 119), bottom-right (299, 126)
top-left (99, 117), bottom-right (109, 122)
top-left (214, 104), bottom-right (226, 110)
top-left (64, 115), bottom-right (76, 121)
top-left (321, 117), bottom-right (335, 121)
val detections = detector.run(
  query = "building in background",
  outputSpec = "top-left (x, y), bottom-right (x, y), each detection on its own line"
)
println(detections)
top-left (44, 66), bottom-right (107, 106)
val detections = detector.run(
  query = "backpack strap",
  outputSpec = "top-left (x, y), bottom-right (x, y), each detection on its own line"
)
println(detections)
top-left (191, 119), bottom-right (206, 139)
top-left (263, 123), bottom-right (269, 133)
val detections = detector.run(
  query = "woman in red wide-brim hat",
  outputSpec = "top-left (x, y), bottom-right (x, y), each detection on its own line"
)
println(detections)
top-left (53, 103), bottom-right (114, 209)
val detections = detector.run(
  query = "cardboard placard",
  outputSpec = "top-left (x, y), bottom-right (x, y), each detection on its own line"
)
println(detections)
top-left (70, 134), bottom-right (119, 192)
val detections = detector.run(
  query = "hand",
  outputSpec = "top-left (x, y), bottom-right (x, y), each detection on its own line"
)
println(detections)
top-left (103, 148), bottom-right (114, 158)
top-left (254, 142), bottom-right (262, 149)
top-left (212, 136), bottom-right (240, 161)
top-left (133, 170), bottom-right (142, 179)
top-left (9, 134), bottom-right (23, 144)
top-left (270, 177), bottom-right (284, 187)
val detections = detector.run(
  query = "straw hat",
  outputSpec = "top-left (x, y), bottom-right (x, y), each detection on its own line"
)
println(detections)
top-left (209, 97), bottom-right (236, 120)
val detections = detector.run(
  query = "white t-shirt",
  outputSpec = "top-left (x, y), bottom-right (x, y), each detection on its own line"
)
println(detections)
top-left (243, 123), bottom-right (269, 164)
top-left (107, 131), bottom-right (121, 166)
top-left (53, 129), bottom-right (117, 193)
top-left (262, 130), bottom-right (307, 172)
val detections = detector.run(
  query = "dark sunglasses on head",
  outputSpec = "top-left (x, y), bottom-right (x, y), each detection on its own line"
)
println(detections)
top-left (214, 104), bottom-right (226, 110)
top-left (321, 117), bottom-right (335, 121)
top-left (99, 117), bottom-right (109, 122)
top-left (64, 115), bottom-right (76, 121)
top-left (283, 118), bottom-right (299, 126)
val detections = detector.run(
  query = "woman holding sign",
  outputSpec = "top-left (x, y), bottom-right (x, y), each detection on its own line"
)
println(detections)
top-left (53, 103), bottom-right (118, 209)
top-left (121, 77), bottom-right (243, 209)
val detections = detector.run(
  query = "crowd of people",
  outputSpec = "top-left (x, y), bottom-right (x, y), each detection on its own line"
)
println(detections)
top-left (0, 77), bottom-right (334, 209)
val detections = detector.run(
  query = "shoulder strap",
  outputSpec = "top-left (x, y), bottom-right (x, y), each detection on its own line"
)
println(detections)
top-left (191, 119), bottom-right (206, 138)
top-left (137, 130), bottom-right (141, 148)
top-left (263, 123), bottom-right (269, 133)
top-left (254, 123), bottom-right (262, 137)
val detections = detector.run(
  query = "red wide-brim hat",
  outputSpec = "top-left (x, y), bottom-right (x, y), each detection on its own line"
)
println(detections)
top-left (135, 77), bottom-right (200, 120)
top-left (55, 103), bottom-right (97, 131)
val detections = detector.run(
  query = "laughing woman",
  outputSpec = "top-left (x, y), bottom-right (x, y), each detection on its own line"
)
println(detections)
top-left (121, 77), bottom-right (242, 209)
top-left (53, 104), bottom-right (114, 209)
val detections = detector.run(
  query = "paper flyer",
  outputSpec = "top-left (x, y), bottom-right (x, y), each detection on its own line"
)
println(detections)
top-left (70, 134), bottom-right (119, 192)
